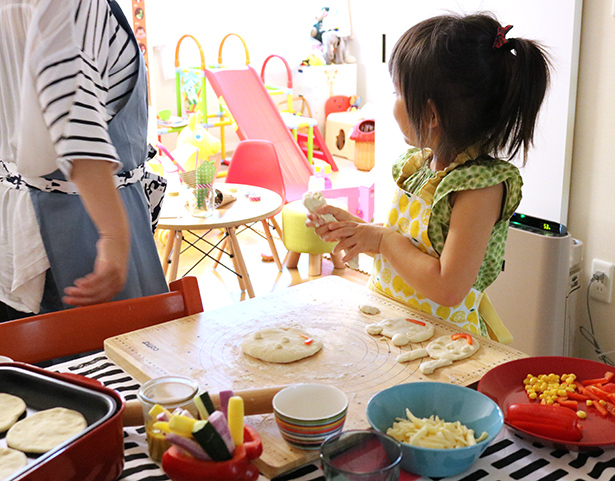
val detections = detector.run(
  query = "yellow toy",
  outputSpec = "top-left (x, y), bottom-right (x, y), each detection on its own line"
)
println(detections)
top-left (173, 111), bottom-right (221, 172)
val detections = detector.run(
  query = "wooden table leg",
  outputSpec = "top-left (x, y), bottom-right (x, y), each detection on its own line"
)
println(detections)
top-left (168, 230), bottom-right (183, 282)
top-left (261, 220), bottom-right (283, 272)
top-left (226, 239), bottom-right (246, 292)
top-left (227, 227), bottom-right (255, 298)
top-left (161, 229), bottom-right (175, 277)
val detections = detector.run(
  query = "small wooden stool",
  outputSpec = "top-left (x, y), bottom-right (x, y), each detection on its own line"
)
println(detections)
top-left (282, 200), bottom-right (344, 276)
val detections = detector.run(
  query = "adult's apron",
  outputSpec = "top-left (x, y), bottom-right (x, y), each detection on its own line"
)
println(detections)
top-left (28, 0), bottom-right (168, 309)
top-left (369, 148), bottom-right (521, 343)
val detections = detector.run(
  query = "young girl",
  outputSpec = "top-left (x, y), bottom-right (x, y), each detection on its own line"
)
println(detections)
top-left (308, 13), bottom-right (551, 343)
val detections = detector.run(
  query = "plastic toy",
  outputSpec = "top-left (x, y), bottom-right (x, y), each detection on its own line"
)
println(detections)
top-left (260, 54), bottom-right (335, 167)
top-left (173, 111), bottom-right (221, 172)
top-left (204, 34), bottom-right (332, 202)
top-left (156, 35), bottom-right (232, 162)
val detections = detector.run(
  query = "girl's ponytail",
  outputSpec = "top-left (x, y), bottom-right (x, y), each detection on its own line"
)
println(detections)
top-left (496, 37), bottom-right (551, 163)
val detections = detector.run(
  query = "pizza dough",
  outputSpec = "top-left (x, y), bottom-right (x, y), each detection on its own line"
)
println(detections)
top-left (366, 318), bottom-right (435, 346)
top-left (302, 191), bottom-right (336, 225)
top-left (396, 334), bottom-right (480, 374)
top-left (0, 447), bottom-right (27, 480)
top-left (242, 327), bottom-right (323, 363)
top-left (359, 305), bottom-right (380, 315)
top-left (0, 393), bottom-right (27, 433)
top-left (6, 407), bottom-right (87, 454)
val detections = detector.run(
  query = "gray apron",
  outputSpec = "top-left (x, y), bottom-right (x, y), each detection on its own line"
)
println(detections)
top-left (29, 0), bottom-right (168, 310)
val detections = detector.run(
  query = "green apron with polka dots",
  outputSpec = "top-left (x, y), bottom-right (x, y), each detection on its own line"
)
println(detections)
top-left (369, 147), bottom-right (522, 341)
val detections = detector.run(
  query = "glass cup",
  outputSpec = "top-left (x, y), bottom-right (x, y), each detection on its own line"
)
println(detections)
top-left (186, 184), bottom-right (216, 218)
top-left (320, 430), bottom-right (402, 481)
top-left (137, 375), bottom-right (199, 462)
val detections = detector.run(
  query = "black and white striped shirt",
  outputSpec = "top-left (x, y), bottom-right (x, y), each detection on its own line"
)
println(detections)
top-left (34, 0), bottom-right (139, 167)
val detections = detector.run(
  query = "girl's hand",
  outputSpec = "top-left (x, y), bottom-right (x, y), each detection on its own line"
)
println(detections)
top-left (322, 221), bottom-right (391, 262)
top-left (305, 204), bottom-right (363, 230)
top-left (63, 235), bottom-right (129, 306)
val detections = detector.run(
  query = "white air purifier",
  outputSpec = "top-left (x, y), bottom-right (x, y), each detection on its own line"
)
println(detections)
top-left (486, 214), bottom-right (582, 357)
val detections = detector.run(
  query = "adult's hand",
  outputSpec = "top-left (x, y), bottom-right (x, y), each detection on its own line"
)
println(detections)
top-left (62, 159), bottom-right (130, 306)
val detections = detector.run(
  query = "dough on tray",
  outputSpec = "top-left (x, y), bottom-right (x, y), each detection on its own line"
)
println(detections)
top-left (242, 326), bottom-right (323, 363)
top-left (0, 393), bottom-right (27, 433)
top-left (0, 447), bottom-right (27, 479)
top-left (7, 407), bottom-right (87, 454)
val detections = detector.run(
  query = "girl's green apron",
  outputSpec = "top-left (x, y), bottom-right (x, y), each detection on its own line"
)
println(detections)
top-left (369, 147), bottom-right (522, 343)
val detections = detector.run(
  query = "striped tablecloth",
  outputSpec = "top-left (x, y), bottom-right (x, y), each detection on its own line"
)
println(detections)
top-left (51, 353), bottom-right (615, 481)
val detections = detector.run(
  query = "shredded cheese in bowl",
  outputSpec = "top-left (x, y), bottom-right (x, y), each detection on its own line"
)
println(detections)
top-left (387, 409), bottom-right (488, 449)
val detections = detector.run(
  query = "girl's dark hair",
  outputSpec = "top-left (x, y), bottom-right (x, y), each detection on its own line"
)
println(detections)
top-left (389, 13), bottom-right (551, 164)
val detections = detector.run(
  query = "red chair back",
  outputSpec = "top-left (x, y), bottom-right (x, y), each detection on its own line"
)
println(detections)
top-left (226, 140), bottom-right (286, 203)
top-left (0, 277), bottom-right (203, 364)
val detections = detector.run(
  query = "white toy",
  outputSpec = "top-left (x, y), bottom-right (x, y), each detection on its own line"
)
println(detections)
top-left (396, 333), bottom-right (480, 374)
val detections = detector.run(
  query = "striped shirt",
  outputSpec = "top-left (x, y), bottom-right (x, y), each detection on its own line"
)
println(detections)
top-left (0, 0), bottom-right (140, 313)
top-left (35, 0), bottom-right (139, 169)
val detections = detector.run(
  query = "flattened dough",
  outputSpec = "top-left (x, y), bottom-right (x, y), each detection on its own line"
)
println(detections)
top-left (365, 318), bottom-right (434, 346)
top-left (396, 334), bottom-right (480, 374)
top-left (0, 393), bottom-right (27, 433)
top-left (7, 407), bottom-right (87, 454)
top-left (0, 447), bottom-right (27, 480)
top-left (242, 327), bottom-right (323, 363)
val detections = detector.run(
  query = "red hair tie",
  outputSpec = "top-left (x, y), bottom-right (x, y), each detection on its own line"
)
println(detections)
top-left (493, 25), bottom-right (513, 49)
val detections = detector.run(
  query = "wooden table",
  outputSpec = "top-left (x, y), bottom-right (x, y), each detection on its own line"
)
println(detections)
top-left (157, 183), bottom-right (283, 298)
top-left (104, 276), bottom-right (527, 478)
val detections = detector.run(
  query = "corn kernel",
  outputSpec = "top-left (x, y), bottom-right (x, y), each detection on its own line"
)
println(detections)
top-left (576, 411), bottom-right (587, 419)
top-left (528, 392), bottom-right (537, 400)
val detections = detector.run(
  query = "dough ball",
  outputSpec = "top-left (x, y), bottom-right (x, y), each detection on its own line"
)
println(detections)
top-left (359, 305), bottom-right (380, 315)
top-left (242, 327), bottom-right (323, 363)
top-left (7, 407), bottom-right (87, 454)
top-left (0, 447), bottom-right (27, 479)
top-left (0, 393), bottom-right (27, 433)
top-left (365, 318), bottom-right (434, 345)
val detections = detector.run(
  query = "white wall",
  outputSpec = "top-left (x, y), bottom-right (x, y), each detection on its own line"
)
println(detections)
top-left (568, 1), bottom-right (615, 363)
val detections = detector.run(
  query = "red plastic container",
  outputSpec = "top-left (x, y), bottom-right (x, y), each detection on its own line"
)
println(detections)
top-left (162, 425), bottom-right (263, 481)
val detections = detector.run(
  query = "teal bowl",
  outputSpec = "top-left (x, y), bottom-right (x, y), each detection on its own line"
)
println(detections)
top-left (367, 382), bottom-right (504, 478)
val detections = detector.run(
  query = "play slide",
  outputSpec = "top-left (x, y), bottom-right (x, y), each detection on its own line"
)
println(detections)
top-left (205, 65), bottom-right (313, 202)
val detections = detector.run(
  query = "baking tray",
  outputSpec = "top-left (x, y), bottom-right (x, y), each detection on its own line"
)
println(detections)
top-left (0, 362), bottom-right (124, 481)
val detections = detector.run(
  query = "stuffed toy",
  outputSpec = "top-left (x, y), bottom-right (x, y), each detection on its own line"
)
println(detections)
top-left (310, 6), bottom-right (355, 65)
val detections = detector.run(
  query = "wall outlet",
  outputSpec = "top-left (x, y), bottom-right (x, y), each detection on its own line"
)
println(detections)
top-left (590, 259), bottom-right (614, 303)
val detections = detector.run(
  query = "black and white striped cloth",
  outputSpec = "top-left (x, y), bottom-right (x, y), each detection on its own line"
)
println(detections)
top-left (51, 353), bottom-right (615, 481)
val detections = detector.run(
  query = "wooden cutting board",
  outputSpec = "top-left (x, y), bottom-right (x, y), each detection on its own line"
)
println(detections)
top-left (104, 276), bottom-right (526, 478)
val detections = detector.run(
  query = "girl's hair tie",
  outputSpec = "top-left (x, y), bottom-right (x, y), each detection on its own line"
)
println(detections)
top-left (493, 25), bottom-right (513, 49)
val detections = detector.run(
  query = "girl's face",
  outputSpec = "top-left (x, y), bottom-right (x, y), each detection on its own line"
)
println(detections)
top-left (393, 93), bottom-right (418, 146)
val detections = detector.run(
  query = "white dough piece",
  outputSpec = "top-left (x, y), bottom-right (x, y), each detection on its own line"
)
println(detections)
top-left (242, 326), bottom-right (323, 363)
top-left (7, 407), bottom-right (87, 454)
top-left (359, 305), bottom-right (380, 315)
top-left (303, 191), bottom-right (336, 225)
top-left (396, 334), bottom-right (480, 374)
top-left (366, 318), bottom-right (434, 346)
top-left (0, 393), bottom-right (27, 433)
top-left (0, 447), bottom-right (27, 480)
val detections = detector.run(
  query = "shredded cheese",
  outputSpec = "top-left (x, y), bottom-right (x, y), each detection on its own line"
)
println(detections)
top-left (386, 409), bottom-right (488, 449)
